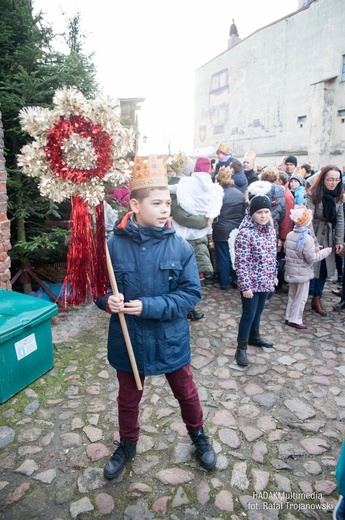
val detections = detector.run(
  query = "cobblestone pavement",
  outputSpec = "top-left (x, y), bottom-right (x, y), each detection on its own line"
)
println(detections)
top-left (0, 281), bottom-right (345, 520)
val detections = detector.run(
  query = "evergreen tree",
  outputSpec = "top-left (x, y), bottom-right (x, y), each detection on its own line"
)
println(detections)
top-left (0, 1), bottom-right (99, 283)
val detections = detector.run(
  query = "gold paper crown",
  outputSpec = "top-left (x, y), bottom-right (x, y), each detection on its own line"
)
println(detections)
top-left (130, 155), bottom-right (168, 191)
top-left (169, 151), bottom-right (190, 174)
top-left (244, 150), bottom-right (257, 162)
top-left (217, 166), bottom-right (233, 185)
top-left (294, 165), bottom-right (307, 178)
top-left (216, 142), bottom-right (231, 155)
top-left (290, 207), bottom-right (312, 227)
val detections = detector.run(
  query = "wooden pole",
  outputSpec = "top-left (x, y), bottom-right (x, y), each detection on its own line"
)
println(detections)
top-left (105, 244), bottom-right (143, 391)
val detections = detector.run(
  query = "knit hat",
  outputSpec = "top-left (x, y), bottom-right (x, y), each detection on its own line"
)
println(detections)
top-left (216, 142), bottom-right (231, 156)
top-left (194, 156), bottom-right (211, 173)
top-left (289, 174), bottom-right (305, 187)
top-left (285, 155), bottom-right (297, 167)
top-left (290, 207), bottom-right (312, 227)
top-left (249, 195), bottom-right (271, 216)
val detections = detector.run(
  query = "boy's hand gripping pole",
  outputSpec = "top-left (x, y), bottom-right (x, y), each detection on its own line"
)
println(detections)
top-left (105, 244), bottom-right (143, 391)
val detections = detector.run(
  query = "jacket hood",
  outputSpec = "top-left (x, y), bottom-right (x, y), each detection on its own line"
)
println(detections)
top-left (114, 212), bottom-right (175, 242)
top-left (245, 180), bottom-right (271, 202)
top-left (245, 180), bottom-right (285, 202)
top-left (267, 183), bottom-right (285, 199)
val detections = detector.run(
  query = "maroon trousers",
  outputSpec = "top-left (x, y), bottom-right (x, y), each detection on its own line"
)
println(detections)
top-left (116, 364), bottom-right (203, 442)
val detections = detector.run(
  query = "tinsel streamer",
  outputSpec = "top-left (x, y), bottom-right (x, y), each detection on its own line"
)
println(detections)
top-left (93, 202), bottom-right (108, 298)
top-left (62, 195), bottom-right (95, 305)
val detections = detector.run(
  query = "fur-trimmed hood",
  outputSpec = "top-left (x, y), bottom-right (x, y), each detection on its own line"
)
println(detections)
top-left (245, 180), bottom-right (284, 203)
top-left (245, 180), bottom-right (271, 202)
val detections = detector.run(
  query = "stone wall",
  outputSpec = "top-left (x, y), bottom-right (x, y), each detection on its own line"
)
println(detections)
top-left (194, 0), bottom-right (345, 168)
top-left (0, 112), bottom-right (11, 289)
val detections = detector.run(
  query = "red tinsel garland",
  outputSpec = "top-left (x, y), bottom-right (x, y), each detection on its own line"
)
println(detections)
top-left (43, 115), bottom-right (113, 305)
top-left (63, 195), bottom-right (96, 306)
top-left (19, 88), bottom-right (132, 308)
top-left (44, 115), bottom-right (114, 184)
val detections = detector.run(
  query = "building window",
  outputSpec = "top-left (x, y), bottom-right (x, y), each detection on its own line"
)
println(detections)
top-left (342, 56), bottom-right (345, 82)
top-left (338, 109), bottom-right (345, 123)
top-left (297, 115), bottom-right (307, 128)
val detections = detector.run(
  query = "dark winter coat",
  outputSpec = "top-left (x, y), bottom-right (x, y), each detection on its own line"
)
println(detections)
top-left (95, 213), bottom-right (201, 376)
top-left (215, 156), bottom-right (233, 175)
top-left (235, 213), bottom-right (277, 293)
top-left (244, 169), bottom-right (259, 185)
top-left (212, 186), bottom-right (246, 241)
top-left (232, 170), bottom-right (248, 193)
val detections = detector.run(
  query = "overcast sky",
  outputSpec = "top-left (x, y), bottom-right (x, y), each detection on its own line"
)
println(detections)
top-left (32, 0), bottom-right (298, 155)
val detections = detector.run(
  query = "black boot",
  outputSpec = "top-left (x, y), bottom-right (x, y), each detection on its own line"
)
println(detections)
top-left (187, 309), bottom-right (204, 320)
top-left (248, 328), bottom-right (273, 348)
top-left (189, 427), bottom-right (216, 470)
top-left (235, 337), bottom-right (249, 366)
top-left (104, 439), bottom-right (137, 480)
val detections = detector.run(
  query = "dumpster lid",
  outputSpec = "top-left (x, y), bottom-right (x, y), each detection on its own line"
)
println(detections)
top-left (0, 290), bottom-right (58, 343)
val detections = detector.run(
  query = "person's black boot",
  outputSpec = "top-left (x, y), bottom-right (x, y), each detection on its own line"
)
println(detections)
top-left (235, 337), bottom-right (249, 366)
top-left (248, 328), bottom-right (273, 348)
top-left (189, 427), bottom-right (216, 470)
top-left (187, 309), bottom-right (204, 320)
top-left (104, 439), bottom-right (137, 480)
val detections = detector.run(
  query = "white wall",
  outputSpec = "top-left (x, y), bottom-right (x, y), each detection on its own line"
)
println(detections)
top-left (194, 0), bottom-right (345, 169)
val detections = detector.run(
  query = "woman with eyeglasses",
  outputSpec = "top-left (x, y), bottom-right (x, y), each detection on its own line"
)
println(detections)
top-left (306, 165), bottom-right (344, 315)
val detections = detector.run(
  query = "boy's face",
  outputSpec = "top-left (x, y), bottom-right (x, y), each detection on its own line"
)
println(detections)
top-left (130, 188), bottom-right (171, 227)
top-left (289, 179), bottom-right (300, 191)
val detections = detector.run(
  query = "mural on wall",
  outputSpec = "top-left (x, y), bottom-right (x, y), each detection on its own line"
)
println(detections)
top-left (208, 68), bottom-right (229, 135)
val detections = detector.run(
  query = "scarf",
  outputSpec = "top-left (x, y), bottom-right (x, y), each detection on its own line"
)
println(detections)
top-left (293, 225), bottom-right (312, 251)
top-left (323, 188), bottom-right (337, 228)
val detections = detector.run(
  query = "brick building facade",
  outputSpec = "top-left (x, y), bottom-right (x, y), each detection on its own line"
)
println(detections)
top-left (0, 113), bottom-right (11, 290)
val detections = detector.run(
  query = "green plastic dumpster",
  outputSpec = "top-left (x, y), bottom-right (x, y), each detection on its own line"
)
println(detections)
top-left (0, 290), bottom-right (58, 403)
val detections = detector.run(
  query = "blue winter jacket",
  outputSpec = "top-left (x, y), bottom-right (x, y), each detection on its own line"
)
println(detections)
top-left (95, 213), bottom-right (201, 376)
top-left (292, 185), bottom-right (306, 205)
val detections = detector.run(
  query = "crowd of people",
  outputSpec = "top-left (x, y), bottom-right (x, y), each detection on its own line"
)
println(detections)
top-left (105, 146), bottom-right (345, 342)
top-left (166, 148), bottom-right (344, 333)
top-left (98, 147), bottom-right (344, 486)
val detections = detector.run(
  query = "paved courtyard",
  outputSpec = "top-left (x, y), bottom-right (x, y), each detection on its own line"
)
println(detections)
top-left (0, 281), bottom-right (345, 519)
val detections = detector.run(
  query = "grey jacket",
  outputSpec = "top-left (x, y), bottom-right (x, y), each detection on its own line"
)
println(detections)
top-left (284, 230), bottom-right (331, 283)
top-left (306, 192), bottom-right (344, 278)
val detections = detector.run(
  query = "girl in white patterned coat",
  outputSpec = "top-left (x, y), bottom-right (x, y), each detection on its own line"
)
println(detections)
top-left (234, 195), bottom-right (278, 367)
top-left (284, 207), bottom-right (331, 329)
